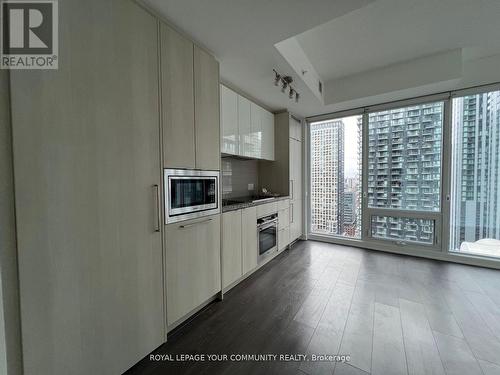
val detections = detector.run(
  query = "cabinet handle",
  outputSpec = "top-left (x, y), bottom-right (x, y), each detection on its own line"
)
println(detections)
top-left (179, 218), bottom-right (213, 229)
top-left (290, 180), bottom-right (294, 199)
top-left (153, 184), bottom-right (161, 232)
top-left (290, 203), bottom-right (294, 224)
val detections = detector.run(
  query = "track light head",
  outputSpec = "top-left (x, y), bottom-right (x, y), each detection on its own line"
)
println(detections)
top-left (281, 81), bottom-right (288, 93)
top-left (295, 92), bottom-right (299, 103)
top-left (289, 87), bottom-right (295, 99)
top-left (274, 72), bottom-right (281, 86)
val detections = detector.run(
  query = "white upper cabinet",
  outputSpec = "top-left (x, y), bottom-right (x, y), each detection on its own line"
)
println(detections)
top-left (238, 95), bottom-right (252, 157)
top-left (220, 85), bottom-right (238, 155)
top-left (220, 85), bottom-right (274, 160)
top-left (250, 102), bottom-right (262, 158)
top-left (261, 107), bottom-right (275, 160)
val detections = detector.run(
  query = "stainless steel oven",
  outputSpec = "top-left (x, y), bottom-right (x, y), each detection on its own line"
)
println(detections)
top-left (164, 169), bottom-right (219, 224)
top-left (257, 213), bottom-right (278, 262)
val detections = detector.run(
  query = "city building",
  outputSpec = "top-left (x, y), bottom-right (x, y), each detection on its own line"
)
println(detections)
top-left (343, 191), bottom-right (357, 237)
top-left (367, 103), bottom-right (442, 243)
top-left (310, 120), bottom-right (344, 235)
top-left (451, 92), bottom-right (500, 251)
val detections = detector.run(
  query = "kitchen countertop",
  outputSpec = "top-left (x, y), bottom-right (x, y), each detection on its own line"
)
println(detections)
top-left (222, 195), bottom-right (290, 212)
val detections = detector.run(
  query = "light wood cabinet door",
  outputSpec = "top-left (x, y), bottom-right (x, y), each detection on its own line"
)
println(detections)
top-left (289, 139), bottom-right (302, 200)
top-left (238, 95), bottom-right (252, 157)
top-left (278, 227), bottom-right (290, 251)
top-left (161, 22), bottom-right (195, 168)
top-left (289, 136), bottom-right (302, 242)
top-left (261, 108), bottom-right (275, 160)
top-left (194, 46), bottom-right (220, 170)
top-left (290, 199), bottom-right (303, 242)
top-left (10, 1), bottom-right (164, 374)
top-left (242, 207), bottom-right (258, 274)
top-left (166, 215), bottom-right (221, 325)
top-left (292, 139), bottom-right (302, 200)
top-left (290, 116), bottom-right (302, 141)
top-left (222, 210), bottom-right (242, 288)
top-left (220, 85), bottom-right (239, 155)
top-left (278, 208), bottom-right (290, 230)
top-left (256, 202), bottom-right (278, 218)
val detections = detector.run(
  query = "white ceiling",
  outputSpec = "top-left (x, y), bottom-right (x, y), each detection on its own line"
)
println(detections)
top-left (295, 0), bottom-right (500, 81)
top-left (142, 0), bottom-right (500, 118)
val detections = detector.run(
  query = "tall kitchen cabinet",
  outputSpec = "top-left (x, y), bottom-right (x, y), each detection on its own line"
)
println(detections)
top-left (161, 25), bottom-right (220, 170)
top-left (160, 22), bottom-right (221, 328)
top-left (289, 116), bottom-right (303, 242)
top-left (9, 1), bottom-right (164, 374)
top-left (259, 112), bottom-right (303, 243)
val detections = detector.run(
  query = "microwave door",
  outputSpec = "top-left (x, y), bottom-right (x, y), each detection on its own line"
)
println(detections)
top-left (164, 169), bottom-right (220, 224)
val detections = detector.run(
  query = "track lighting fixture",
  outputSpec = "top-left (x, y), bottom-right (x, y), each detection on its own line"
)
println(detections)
top-left (273, 69), bottom-right (300, 103)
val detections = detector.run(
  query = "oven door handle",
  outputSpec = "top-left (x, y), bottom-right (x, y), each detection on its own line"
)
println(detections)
top-left (258, 220), bottom-right (278, 231)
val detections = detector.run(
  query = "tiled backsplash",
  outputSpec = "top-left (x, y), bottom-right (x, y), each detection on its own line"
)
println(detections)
top-left (221, 157), bottom-right (259, 199)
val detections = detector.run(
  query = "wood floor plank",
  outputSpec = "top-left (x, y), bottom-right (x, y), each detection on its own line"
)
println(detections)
top-left (371, 302), bottom-right (407, 375)
top-left (399, 299), bottom-right (445, 375)
top-left (479, 360), bottom-right (500, 375)
top-left (316, 282), bottom-right (355, 334)
top-left (444, 289), bottom-right (500, 366)
top-left (338, 301), bottom-right (374, 374)
top-left (433, 331), bottom-right (483, 375)
top-left (299, 330), bottom-right (342, 375)
top-left (334, 362), bottom-right (370, 375)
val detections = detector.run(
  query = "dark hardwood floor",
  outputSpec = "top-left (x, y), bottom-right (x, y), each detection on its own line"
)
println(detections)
top-left (126, 240), bottom-right (500, 375)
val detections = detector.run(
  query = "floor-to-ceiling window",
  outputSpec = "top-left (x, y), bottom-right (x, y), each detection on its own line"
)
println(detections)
top-left (450, 89), bottom-right (500, 258)
top-left (310, 115), bottom-right (362, 239)
top-left (308, 85), bottom-right (500, 264)
top-left (365, 101), bottom-right (444, 248)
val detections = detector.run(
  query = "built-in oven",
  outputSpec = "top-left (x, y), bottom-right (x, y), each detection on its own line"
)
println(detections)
top-left (257, 213), bottom-right (278, 262)
top-left (164, 169), bottom-right (219, 224)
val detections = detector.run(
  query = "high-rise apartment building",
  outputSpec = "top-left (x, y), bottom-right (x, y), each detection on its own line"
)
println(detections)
top-left (368, 103), bottom-right (443, 243)
top-left (310, 121), bottom-right (344, 235)
top-left (451, 92), bottom-right (500, 250)
top-left (343, 191), bottom-right (357, 237)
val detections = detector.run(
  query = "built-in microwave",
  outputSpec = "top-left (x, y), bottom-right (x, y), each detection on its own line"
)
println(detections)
top-left (164, 169), bottom-right (219, 224)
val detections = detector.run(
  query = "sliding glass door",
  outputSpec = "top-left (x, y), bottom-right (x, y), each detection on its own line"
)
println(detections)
top-left (449, 89), bottom-right (500, 258)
